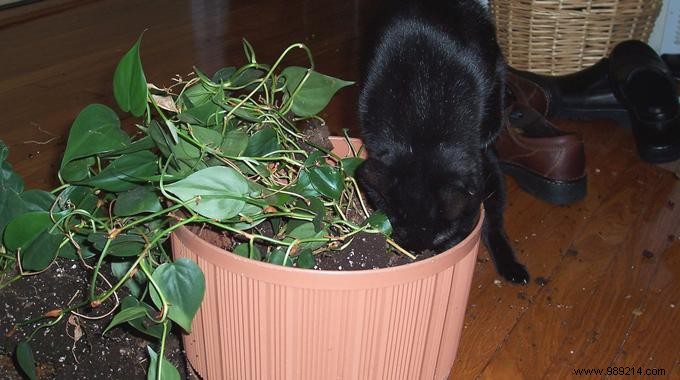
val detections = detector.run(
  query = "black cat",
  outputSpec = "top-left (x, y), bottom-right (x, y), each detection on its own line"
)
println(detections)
top-left (356, 0), bottom-right (529, 284)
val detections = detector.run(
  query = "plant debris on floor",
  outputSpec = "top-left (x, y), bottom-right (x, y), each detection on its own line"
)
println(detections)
top-left (0, 264), bottom-right (193, 379)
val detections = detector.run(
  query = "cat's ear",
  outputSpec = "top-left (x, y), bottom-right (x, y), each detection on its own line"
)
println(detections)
top-left (356, 158), bottom-right (392, 208)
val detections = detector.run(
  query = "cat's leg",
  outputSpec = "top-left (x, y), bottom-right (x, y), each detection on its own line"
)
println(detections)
top-left (481, 147), bottom-right (530, 284)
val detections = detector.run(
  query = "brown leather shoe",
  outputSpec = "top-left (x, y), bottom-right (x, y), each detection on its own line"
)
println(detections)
top-left (497, 82), bottom-right (587, 204)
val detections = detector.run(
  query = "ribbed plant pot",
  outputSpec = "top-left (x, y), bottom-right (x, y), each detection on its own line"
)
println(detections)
top-left (171, 137), bottom-right (483, 380)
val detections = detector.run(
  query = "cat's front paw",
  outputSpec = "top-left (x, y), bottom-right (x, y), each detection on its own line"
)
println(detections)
top-left (498, 261), bottom-right (530, 285)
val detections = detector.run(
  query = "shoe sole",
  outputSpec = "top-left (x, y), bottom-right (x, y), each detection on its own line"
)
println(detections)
top-left (636, 142), bottom-right (680, 164)
top-left (500, 162), bottom-right (587, 205)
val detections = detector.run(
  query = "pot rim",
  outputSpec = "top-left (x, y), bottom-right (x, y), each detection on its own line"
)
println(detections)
top-left (172, 208), bottom-right (484, 289)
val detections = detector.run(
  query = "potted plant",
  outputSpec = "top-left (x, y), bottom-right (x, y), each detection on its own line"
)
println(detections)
top-left (0, 35), bottom-right (484, 379)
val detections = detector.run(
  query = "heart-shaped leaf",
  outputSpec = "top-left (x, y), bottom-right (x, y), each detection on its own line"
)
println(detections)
top-left (79, 150), bottom-right (158, 192)
top-left (308, 165), bottom-right (344, 200)
top-left (113, 35), bottom-right (148, 117)
top-left (243, 127), bottom-right (279, 157)
top-left (212, 66), bottom-right (236, 83)
top-left (341, 157), bottom-right (363, 178)
top-left (16, 341), bottom-right (36, 380)
top-left (165, 166), bottom-right (249, 220)
top-left (88, 232), bottom-right (146, 257)
top-left (292, 170), bottom-right (320, 198)
top-left (120, 296), bottom-right (164, 339)
top-left (267, 248), bottom-right (293, 267)
top-left (180, 82), bottom-right (215, 109)
top-left (60, 104), bottom-right (129, 181)
top-left (0, 190), bottom-right (25, 238)
top-left (281, 66), bottom-right (354, 117)
top-left (104, 305), bottom-right (148, 334)
top-left (56, 185), bottom-right (99, 213)
top-left (20, 190), bottom-right (56, 212)
top-left (296, 249), bottom-right (315, 269)
top-left (149, 258), bottom-right (205, 332)
top-left (233, 243), bottom-right (262, 260)
top-left (4, 211), bottom-right (55, 252)
top-left (111, 261), bottom-right (147, 297)
top-left (113, 186), bottom-right (161, 216)
top-left (147, 346), bottom-right (181, 380)
top-left (363, 210), bottom-right (393, 236)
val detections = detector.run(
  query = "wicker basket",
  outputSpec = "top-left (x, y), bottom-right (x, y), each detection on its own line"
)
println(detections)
top-left (490, 0), bottom-right (662, 75)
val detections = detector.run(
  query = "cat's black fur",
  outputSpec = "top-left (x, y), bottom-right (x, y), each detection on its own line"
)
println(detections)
top-left (356, 0), bottom-right (529, 283)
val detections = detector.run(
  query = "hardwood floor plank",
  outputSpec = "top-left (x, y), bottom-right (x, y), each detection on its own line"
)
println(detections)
top-left (478, 160), bottom-right (677, 378)
top-left (450, 120), bottom-right (644, 378)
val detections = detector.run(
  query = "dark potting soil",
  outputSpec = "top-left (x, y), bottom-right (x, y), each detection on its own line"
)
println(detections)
top-left (190, 223), bottom-right (437, 271)
top-left (0, 263), bottom-right (197, 379)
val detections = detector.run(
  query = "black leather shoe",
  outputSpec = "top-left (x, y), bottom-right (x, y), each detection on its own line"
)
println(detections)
top-left (507, 60), bottom-right (630, 126)
top-left (609, 40), bottom-right (680, 163)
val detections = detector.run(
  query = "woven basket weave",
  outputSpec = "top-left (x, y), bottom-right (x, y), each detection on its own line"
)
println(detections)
top-left (490, 0), bottom-right (662, 75)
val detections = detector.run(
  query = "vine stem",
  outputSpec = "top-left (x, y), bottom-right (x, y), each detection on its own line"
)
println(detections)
top-left (224, 43), bottom-right (314, 122)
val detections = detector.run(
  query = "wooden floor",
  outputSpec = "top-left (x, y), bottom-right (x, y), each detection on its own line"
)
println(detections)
top-left (1, 1), bottom-right (679, 378)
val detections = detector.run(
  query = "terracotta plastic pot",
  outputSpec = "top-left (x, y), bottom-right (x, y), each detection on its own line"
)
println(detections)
top-left (171, 137), bottom-right (483, 380)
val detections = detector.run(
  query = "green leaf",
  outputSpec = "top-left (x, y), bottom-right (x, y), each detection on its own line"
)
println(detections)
top-left (234, 243), bottom-right (262, 260)
top-left (307, 165), bottom-right (344, 200)
top-left (267, 248), bottom-right (293, 267)
top-left (212, 66), bottom-right (236, 83)
top-left (243, 127), bottom-right (279, 157)
top-left (1, 161), bottom-right (24, 193)
top-left (2, 212), bottom-right (64, 271)
top-left (180, 102), bottom-right (221, 127)
top-left (114, 186), bottom-right (161, 216)
top-left (20, 190), bottom-right (56, 212)
top-left (281, 66), bottom-right (354, 117)
top-left (23, 232), bottom-right (62, 271)
top-left (285, 221), bottom-right (327, 251)
top-left (0, 139), bottom-right (8, 162)
top-left (230, 67), bottom-right (266, 88)
top-left (296, 198), bottom-right (325, 231)
top-left (292, 170), bottom-right (320, 198)
top-left (79, 150), bottom-right (158, 192)
top-left (180, 82), bottom-right (215, 108)
top-left (0, 190), bottom-right (26, 237)
top-left (88, 232), bottom-right (145, 257)
top-left (364, 210), bottom-right (393, 236)
top-left (57, 233), bottom-right (96, 260)
top-left (341, 157), bottom-right (363, 178)
top-left (149, 258), bottom-right (205, 332)
top-left (233, 243), bottom-right (249, 258)
top-left (111, 261), bottom-right (147, 297)
top-left (4, 211), bottom-right (55, 251)
top-left (59, 157), bottom-right (94, 183)
top-left (296, 249), bottom-right (315, 269)
top-left (107, 136), bottom-right (156, 156)
top-left (104, 306), bottom-right (148, 334)
top-left (147, 346), bottom-right (181, 380)
top-left (56, 185), bottom-right (98, 213)
top-left (121, 296), bottom-right (164, 339)
top-left (16, 341), bottom-right (36, 380)
top-left (113, 35), bottom-right (148, 117)
top-left (286, 221), bottom-right (318, 239)
top-left (60, 104), bottom-right (129, 181)
top-left (165, 166), bottom-right (249, 220)
top-left (220, 129), bottom-right (249, 156)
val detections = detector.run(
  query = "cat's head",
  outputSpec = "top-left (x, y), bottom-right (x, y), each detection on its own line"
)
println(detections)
top-left (356, 155), bottom-right (482, 252)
